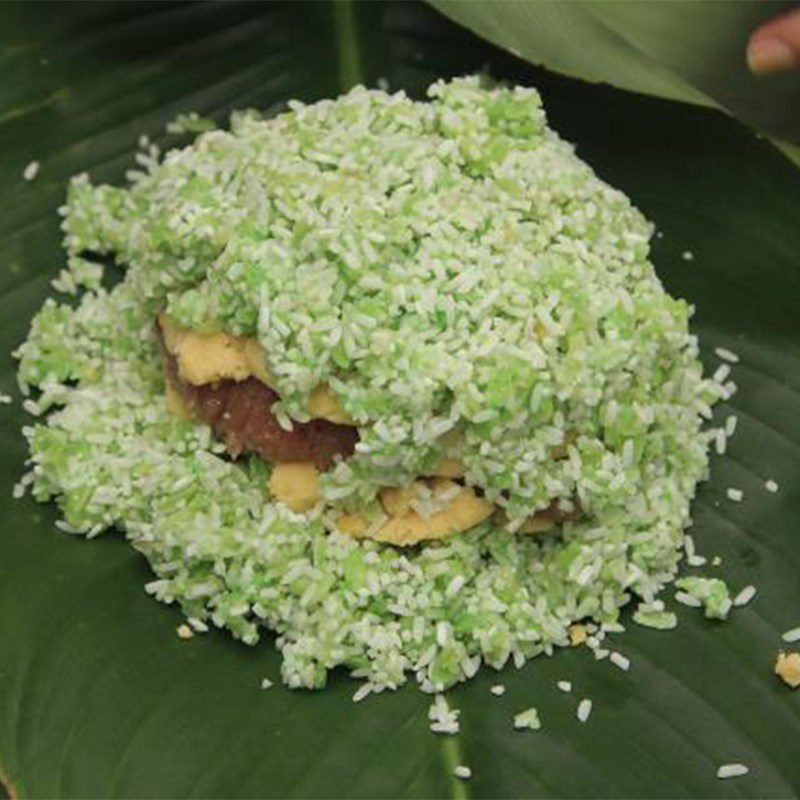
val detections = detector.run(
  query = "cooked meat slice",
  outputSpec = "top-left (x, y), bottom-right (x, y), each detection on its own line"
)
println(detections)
top-left (162, 344), bottom-right (358, 469)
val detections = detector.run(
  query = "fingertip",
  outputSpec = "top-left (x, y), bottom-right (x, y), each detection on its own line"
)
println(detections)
top-left (747, 36), bottom-right (799, 75)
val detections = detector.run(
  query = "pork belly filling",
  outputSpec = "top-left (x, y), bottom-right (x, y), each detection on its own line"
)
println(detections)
top-left (158, 314), bottom-right (580, 544)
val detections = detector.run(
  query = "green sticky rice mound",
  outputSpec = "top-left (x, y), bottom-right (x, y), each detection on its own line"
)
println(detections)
top-left (16, 77), bottom-right (724, 691)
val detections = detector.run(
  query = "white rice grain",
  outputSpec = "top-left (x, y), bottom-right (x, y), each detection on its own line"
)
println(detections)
top-left (577, 698), bottom-right (593, 722)
top-left (675, 591), bottom-right (702, 608)
top-left (713, 364), bottom-right (730, 384)
top-left (22, 399), bottom-right (41, 416)
top-left (715, 347), bottom-right (740, 364)
top-left (609, 651), bottom-right (630, 672)
top-left (781, 626), bottom-right (800, 644)
top-left (445, 575), bottom-right (465, 597)
top-left (733, 585), bottom-right (756, 607)
top-left (352, 682), bottom-right (373, 702)
top-left (23, 160), bottom-right (40, 181)
top-left (717, 763), bottom-right (749, 779)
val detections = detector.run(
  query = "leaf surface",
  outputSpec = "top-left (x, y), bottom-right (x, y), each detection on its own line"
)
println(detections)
top-left (0, 3), bottom-right (798, 798)
top-left (432, 0), bottom-right (800, 158)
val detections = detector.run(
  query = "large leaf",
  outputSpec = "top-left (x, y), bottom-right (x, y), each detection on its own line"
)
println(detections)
top-left (432, 0), bottom-right (800, 164)
top-left (1, 2), bottom-right (799, 797)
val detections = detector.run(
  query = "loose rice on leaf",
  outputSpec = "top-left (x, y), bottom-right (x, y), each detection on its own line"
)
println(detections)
top-left (513, 707), bottom-right (542, 731)
top-left (675, 577), bottom-right (732, 620)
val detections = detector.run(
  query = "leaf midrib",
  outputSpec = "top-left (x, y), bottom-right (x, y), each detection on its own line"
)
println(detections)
top-left (333, 0), bottom-right (364, 91)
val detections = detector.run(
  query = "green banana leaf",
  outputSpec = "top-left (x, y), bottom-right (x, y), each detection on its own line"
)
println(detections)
top-left (432, 0), bottom-right (800, 168)
top-left (1, 2), bottom-right (799, 797)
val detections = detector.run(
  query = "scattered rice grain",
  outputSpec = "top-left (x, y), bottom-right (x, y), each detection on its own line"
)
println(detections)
top-left (513, 707), bottom-right (541, 731)
top-left (717, 764), bottom-right (749, 780)
top-left (23, 160), bottom-right (40, 181)
top-left (715, 347), bottom-right (740, 364)
top-left (609, 651), bottom-right (630, 672)
top-left (733, 585), bottom-right (756, 607)
top-left (782, 626), bottom-right (800, 644)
